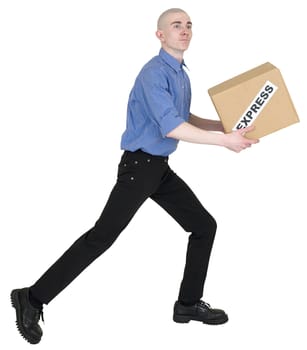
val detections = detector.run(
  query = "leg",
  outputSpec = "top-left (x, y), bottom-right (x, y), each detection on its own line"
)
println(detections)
top-left (30, 151), bottom-right (162, 305)
top-left (11, 150), bottom-right (171, 344)
top-left (151, 168), bottom-right (217, 305)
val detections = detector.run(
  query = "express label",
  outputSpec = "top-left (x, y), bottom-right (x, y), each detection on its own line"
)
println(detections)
top-left (233, 81), bottom-right (278, 130)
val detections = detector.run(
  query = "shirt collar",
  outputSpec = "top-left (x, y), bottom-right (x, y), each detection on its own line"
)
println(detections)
top-left (159, 48), bottom-right (187, 72)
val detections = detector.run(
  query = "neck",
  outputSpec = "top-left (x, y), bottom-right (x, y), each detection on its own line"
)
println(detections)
top-left (162, 46), bottom-right (184, 63)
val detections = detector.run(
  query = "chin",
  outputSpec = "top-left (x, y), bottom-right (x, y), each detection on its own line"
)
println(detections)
top-left (180, 44), bottom-right (190, 51)
top-left (180, 41), bottom-right (190, 48)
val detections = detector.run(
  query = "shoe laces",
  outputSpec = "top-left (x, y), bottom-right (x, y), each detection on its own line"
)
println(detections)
top-left (33, 307), bottom-right (44, 324)
top-left (198, 300), bottom-right (211, 309)
top-left (40, 310), bottom-right (44, 323)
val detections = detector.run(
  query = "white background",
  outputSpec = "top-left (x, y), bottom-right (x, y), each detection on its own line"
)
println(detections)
top-left (1, 0), bottom-right (306, 349)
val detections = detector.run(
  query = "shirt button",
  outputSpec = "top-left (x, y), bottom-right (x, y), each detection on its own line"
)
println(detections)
top-left (134, 160), bottom-right (138, 164)
top-left (130, 176), bottom-right (134, 181)
top-left (147, 159), bottom-right (151, 163)
top-left (123, 163), bottom-right (127, 167)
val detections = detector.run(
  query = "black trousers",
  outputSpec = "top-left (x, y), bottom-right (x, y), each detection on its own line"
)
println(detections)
top-left (30, 150), bottom-right (217, 305)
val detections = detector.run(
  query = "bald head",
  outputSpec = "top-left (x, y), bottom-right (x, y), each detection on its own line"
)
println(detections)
top-left (157, 8), bottom-right (188, 30)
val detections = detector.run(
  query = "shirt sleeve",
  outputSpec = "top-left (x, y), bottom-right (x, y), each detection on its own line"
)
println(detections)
top-left (137, 67), bottom-right (186, 137)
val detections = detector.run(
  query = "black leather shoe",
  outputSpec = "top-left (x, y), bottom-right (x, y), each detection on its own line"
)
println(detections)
top-left (11, 288), bottom-right (44, 344)
top-left (173, 300), bottom-right (228, 325)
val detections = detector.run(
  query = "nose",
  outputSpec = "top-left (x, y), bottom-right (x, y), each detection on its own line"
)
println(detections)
top-left (181, 26), bottom-right (190, 36)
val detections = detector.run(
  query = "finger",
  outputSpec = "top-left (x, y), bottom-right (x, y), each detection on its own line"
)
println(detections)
top-left (242, 125), bottom-right (256, 133)
top-left (248, 138), bottom-right (260, 144)
top-left (239, 127), bottom-right (259, 144)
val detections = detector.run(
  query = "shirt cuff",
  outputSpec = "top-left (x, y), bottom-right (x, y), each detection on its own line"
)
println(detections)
top-left (160, 116), bottom-right (185, 137)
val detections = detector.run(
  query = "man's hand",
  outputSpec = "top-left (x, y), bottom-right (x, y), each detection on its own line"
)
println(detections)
top-left (166, 122), bottom-right (259, 152)
top-left (223, 125), bottom-right (259, 153)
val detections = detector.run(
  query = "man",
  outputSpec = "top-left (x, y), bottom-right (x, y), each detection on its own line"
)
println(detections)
top-left (11, 8), bottom-right (258, 344)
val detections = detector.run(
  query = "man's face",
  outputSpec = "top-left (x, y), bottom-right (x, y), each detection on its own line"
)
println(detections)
top-left (156, 11), bottom-right (192, 57)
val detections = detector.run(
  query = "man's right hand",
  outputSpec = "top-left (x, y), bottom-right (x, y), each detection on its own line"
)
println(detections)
top-left (223, 125), bottom-right (259, 153)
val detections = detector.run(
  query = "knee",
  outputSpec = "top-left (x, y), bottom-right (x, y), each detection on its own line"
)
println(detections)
top-left (210, 215), bottom-right (217, 234)
top-left (194, 213), bottom-right (217, 241)
top-left (205, 214), bottom-right (217, 240)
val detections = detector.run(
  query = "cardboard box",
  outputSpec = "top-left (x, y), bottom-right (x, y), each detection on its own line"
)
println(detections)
top-left (208, 62), bottom-right (299, 139)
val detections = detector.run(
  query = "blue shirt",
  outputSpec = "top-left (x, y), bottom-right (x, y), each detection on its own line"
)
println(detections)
top-left (120, 48), bottom-right (191, 156)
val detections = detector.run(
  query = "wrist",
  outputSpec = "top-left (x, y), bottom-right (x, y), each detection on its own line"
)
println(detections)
top-left (204, 131), bottom-right (227, 147)
top-left (216, 133), bottom-right (227, 147)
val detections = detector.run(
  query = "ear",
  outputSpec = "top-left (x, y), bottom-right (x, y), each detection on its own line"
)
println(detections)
top-left (155, 30), bottom-right (165, 42)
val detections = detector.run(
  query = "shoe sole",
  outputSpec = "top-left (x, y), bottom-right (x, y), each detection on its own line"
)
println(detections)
top-left (11, 289), bottom-right (41, 345)
top-left (173, 314), bottom-right (229, 325)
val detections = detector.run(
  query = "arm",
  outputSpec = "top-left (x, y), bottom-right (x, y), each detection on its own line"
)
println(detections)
top-left (166, 122), bottom-right (259, 153)
top-left (189, 113), bottom-right (225, 132)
